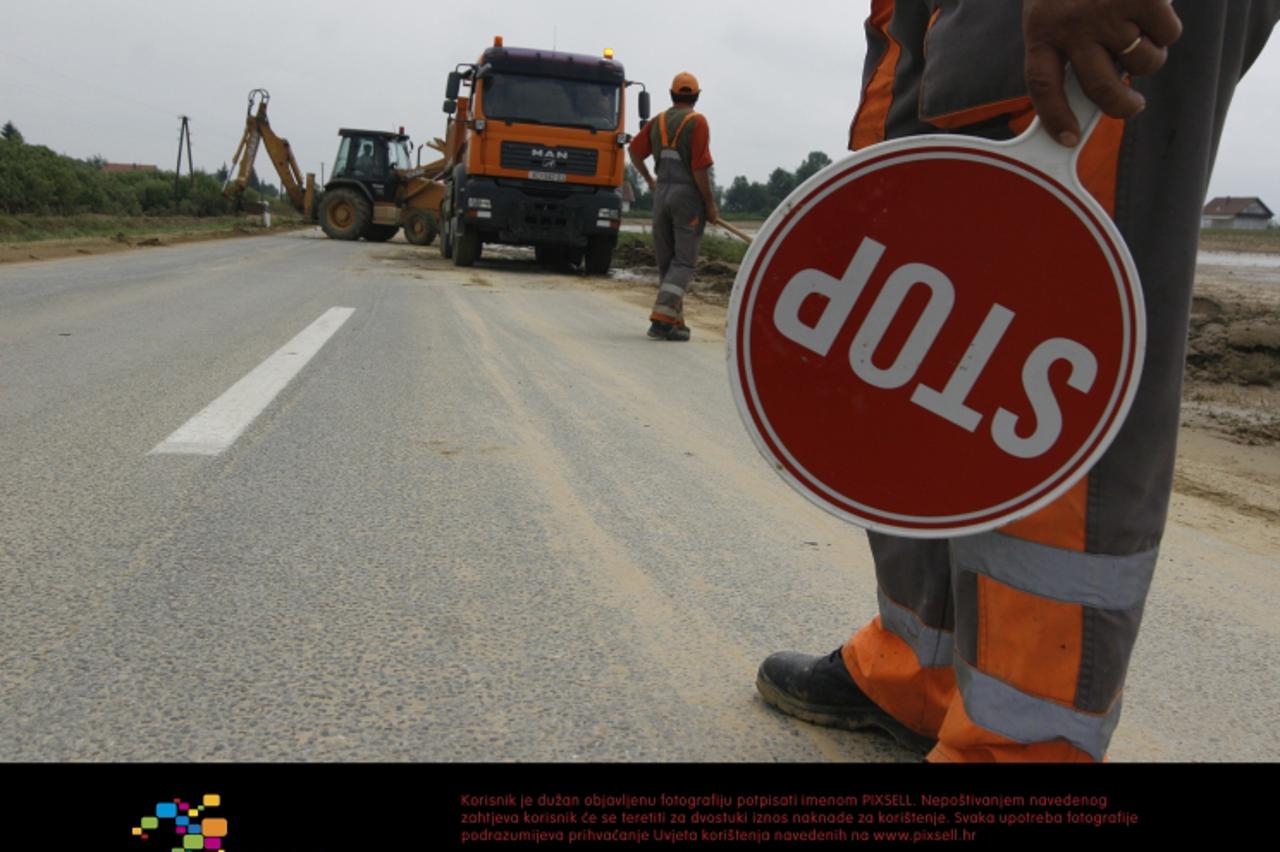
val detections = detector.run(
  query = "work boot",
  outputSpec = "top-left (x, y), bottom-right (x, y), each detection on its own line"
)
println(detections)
top-left (647, 320), bottom-right (691, 341)
top-left (647, 320), bottom-right (672, 339)
top-left (756, 648), bottom-right (936, 755)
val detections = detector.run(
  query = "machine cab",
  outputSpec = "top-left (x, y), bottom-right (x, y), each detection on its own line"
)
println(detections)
top-left (329, 128), bottom-right (412, 201)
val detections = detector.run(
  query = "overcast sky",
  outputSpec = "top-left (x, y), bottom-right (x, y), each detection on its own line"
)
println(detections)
top-left (3, 1), bottom-right (1278, 210)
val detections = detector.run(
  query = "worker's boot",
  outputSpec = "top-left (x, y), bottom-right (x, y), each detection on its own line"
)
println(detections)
top-left (756, 648), bottom-right (936, 755)
top-left (647, 320), bottom-right (691, 342)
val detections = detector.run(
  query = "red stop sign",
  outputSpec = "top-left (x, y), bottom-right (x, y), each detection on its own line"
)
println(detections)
top-left (728, 123), bottom-right (1144, 537)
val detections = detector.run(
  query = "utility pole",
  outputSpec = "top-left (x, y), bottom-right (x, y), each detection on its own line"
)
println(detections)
top-left (174, 115), bottom-right (195, 193)
top-left (320, 162), bottom-right (325, 183)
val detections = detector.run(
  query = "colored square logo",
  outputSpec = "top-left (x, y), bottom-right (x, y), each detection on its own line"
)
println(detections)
top-left (141, 817), bottom-right (159, 830)
top-left (132, 828), bottom-right (142, 836)
top-left (176, 816), bottom-right (189, 826)
top-left (201, 818), bottom-right (227, 838)
top-left (204, 840), bottom-right (222, 850)
top-left (157, 803), bottom-right (178, 819)
top-left (203, 794), bottom-right (220, 807)
top-left (179, 802), bottom-right (190, 811)
top-left (183, 835), bottom-right (203, 849)
top-left (188, 810), bottom-right (199, 818)
top-left (176, 827), bottom-right (187, 835)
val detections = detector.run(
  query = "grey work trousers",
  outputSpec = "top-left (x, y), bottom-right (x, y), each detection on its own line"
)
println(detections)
top-left (649, 161), bottom-right (706, 325)
top-left (842, 0), bottom-right (1279, 762)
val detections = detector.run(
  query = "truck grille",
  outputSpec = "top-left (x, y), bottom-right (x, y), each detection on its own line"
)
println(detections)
top-left (500, 141), bottom-right (598, 176)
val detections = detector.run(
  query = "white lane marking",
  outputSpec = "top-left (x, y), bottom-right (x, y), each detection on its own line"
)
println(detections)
top-left (150, 307), bottom-right (355, 456)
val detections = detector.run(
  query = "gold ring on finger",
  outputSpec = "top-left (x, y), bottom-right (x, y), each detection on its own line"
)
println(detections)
top-left (1118, 35), bottom-right (1144, 56)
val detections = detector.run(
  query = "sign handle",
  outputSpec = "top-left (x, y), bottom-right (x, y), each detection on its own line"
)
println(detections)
top-left (1004, 66), bottom-right (1104, 188)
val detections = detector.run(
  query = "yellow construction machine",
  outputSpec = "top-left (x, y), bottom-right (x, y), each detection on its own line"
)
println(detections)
top-left (223, 88), bottom-right (447, 245)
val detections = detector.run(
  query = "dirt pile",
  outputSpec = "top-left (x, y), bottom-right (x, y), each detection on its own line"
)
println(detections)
top-left (1187, 295), bottom-right (1280, 386)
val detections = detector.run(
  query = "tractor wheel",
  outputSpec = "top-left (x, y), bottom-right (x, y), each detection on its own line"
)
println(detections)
top-left (584, 236), bottom-right (614, 276)
top-left (453, 225), bottom-right (481, 267)
top-left (404, 211), bottom-right (438, 246)
top-left (363, 224), bottom-right (399, 242)
top-left (318, 188), bottom-right (370, 241)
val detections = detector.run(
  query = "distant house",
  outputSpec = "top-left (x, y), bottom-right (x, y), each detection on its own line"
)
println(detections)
top-left (1201, 196), bottom-right (1274, 230)
top-left (101, 163), bottom-right (158, 173)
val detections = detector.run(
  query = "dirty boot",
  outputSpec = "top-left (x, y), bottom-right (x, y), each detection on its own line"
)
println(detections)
top-left (756, 648), bottom-right (936, 755)
top-left (647, 320), bottom-right (691, 341)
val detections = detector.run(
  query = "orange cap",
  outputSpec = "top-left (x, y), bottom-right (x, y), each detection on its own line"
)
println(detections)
top-left (670, 72), bottom-right (700, 95)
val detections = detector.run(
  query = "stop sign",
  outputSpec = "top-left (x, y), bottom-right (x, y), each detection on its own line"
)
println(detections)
top-left (728, 96), bottom-right (1144, 538)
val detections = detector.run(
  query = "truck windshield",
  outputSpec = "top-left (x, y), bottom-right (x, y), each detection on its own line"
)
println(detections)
top-left (480, 73), bottom-right (619, 131)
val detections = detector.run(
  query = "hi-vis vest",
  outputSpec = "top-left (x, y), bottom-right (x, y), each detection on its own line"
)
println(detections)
top-left (649, 108), bottom-right (700, 178)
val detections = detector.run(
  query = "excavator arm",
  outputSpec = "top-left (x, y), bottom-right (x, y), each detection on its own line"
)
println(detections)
top-left (223, 89), bottom-right (316, 218)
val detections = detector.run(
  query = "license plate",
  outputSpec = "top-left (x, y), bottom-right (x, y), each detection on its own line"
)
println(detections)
top-left (528, 170), bottom-right (567, 183)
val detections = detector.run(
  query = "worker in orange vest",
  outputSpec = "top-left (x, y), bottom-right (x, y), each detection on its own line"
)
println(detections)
top-left (756, 0), bottom-right (1279, 762)
top-left (628, 72), bottom-right (719, 341)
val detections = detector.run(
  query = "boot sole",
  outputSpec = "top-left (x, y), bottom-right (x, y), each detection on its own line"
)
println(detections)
top-left (755, 673), bottom-right (936, 755)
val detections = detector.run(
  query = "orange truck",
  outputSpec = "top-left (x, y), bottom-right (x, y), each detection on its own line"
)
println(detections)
top-left (437, 38), bottom-right (649, 274)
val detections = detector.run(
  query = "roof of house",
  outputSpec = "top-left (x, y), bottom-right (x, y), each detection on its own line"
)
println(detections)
top-left (1202, 196), bottom-right (1274, 218)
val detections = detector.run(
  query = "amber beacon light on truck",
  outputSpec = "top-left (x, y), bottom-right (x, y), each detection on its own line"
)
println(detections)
top-left (435, 36), bottom-right (649, 274)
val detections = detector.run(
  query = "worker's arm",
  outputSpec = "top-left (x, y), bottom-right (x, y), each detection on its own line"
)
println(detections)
top-left (1023, 0), bottom-right (1182, 146)
top-left (693, 168), bottom-right (719, 224)
top-left (689, 116), bottom-right (718, 222)
top-left (627, 124), bottom-right (656, 191)
top-left (629, 149), bottom-right (656, 191)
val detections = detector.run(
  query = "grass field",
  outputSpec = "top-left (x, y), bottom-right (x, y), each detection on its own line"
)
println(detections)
top-left (615, 230), bottom-right (748, 265)
top-left (0, 212), bottom-right (306, 243)
top-left (1198, 227), bottom-right (1280, 254)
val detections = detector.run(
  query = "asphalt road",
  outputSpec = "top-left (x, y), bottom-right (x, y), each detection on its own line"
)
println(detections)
top-left (1, 230), bottom-right (1276, 761)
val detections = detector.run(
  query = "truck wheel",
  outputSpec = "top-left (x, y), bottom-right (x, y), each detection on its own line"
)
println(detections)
top-left (404, 211), bottom-right (438, 246)
top-left (441, 215), bottom-right (454, 258)
top-left (318, 188), bottom-right (370, 241)
top-left (585, 236), bottom-right (613, 276)
top-left (453, 225), bottom-right (481, 267)
top-left (363, 224), bottom-right (399, 242)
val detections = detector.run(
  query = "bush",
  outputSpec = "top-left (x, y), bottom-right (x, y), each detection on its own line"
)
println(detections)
top-left (0, 136), bottom-right (234, 217)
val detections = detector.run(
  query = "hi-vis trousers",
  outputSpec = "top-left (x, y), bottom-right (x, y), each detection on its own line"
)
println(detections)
top-left (842, 0), bottom-right (1278, 762)
top-left (650, 154), bottom-right (706, 327)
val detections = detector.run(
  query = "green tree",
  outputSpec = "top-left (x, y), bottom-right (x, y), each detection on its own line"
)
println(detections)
top-left (794, 150), bottom-right (833, 183)
top-left (765, 167), bottom-right (796, 208)
top-left (2, 121), bottom-right (22, 143)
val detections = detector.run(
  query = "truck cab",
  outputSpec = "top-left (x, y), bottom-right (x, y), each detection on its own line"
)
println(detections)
top-left (440, 40), bottom-right (648, 273)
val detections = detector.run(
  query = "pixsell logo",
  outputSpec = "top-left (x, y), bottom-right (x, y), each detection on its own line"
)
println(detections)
top-left (131, 794), bottom-right (228, 850)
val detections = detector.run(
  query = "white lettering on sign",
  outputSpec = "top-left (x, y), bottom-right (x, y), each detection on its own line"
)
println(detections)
top-left (773, 237), bottom-right (885, 357)
top-left (992, 338), bottom-right (1097, 458)
top-left (911, 304), bottom-right (1015, 432)
top-left (772, 236), bottom-right (1098, 459)
top-left (849, 262), bottom-right (954, 389)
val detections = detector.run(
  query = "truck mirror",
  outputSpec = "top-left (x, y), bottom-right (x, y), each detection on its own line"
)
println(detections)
top-left (446, 72), bottom-right (463, 100)
top-left (639, 91), bottom-right (651, 122)
top-left (443, 98), bottom-right (457, 115)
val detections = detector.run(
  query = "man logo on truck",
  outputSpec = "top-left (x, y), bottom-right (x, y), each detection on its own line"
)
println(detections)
top-left (530, 148), bottom-right (570, 161)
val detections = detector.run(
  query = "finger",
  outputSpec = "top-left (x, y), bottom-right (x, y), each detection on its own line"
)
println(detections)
top-left (1071, 42), bottom-right (1147, 118)
top-left (1025, 42), bottom-right (1080, 146)
top-left (1134, 0), bottom-right (1183, 47)
top-left (1117, 36), bottom-right (1168, 76)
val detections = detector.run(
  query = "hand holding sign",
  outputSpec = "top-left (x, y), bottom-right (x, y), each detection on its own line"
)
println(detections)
top-left (728, 70), bottom-right (1144, 538)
